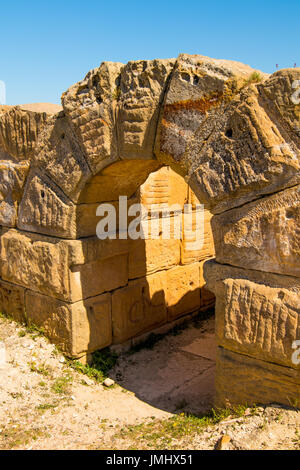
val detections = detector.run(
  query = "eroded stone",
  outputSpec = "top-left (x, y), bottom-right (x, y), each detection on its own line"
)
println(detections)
top-left (205, 260), bottom-right (300, 368)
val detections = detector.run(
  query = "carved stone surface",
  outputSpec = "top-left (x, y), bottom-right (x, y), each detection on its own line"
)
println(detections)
top-left (212, 184), bottom-right (300, 277)
top-left (205, 260), bottom-right (300, 368)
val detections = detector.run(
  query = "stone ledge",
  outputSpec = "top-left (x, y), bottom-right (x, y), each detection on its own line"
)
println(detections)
top-left (215, 347), bottom-right (300, 408)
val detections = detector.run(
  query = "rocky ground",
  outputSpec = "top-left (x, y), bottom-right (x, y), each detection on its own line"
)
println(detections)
top-left (0, 313), bottom-right (299, 450)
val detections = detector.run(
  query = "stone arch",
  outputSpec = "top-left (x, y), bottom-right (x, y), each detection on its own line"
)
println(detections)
top-left (0, 54), bottom-right (299, 407)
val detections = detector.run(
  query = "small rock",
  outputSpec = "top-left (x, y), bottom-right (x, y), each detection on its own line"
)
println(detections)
top-left (216, 435), bottom-right (231, 450)
top-left (82, 377), bottom-right (93, 386)
top-left (103, 378), bottom-right (115, 388)
top-left (59, 357), bottom-right (65, 364)
top-left (71, 395), bottom-right (76, 401)
top-left (244, 408), bottom-right (252, 416)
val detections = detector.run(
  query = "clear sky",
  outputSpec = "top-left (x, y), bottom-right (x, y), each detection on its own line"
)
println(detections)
top-left (1, 0), bottom-right (299, 105)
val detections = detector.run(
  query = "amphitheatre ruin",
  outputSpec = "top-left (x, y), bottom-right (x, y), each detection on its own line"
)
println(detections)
top-left (0, 54), bottom-right (299, 408)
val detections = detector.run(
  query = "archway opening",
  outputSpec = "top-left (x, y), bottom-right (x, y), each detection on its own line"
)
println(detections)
top-left (73, 160), bottom-right (216, 413)
top-left (75, 160), bottom-right (215, 345)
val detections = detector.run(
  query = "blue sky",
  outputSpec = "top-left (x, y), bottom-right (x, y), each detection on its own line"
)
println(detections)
top-left (1, 0), bottom-right (299, 105)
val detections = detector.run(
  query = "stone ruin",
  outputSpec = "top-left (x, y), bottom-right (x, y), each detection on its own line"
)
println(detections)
top-left (0, 54), bottom-right (299, 408)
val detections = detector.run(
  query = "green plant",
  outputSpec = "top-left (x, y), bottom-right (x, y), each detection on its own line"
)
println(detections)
top-left (67, 348), bottom-right (118, 383)
top-left (51, 374), bottom-right (73, 395)
top-left (36, 403), bottom-right (57, 411)
top-left (246, 71), bottom-right (262, 84)
top-left (108, 405), bottom-right (256, 450)
top-left (28, 361), bottom-right (50, 376)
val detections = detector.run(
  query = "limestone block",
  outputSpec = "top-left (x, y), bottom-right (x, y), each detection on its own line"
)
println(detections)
top-left (0, 106), bottom-right (49, 161)
top-left (0, 280), bottom-right (26, 323)
top-left (67, 237), bottom-right (129, 266)
top-left (25, 291), bottom-right (112, 356)
top-left (112, 271), bottom-right (167, 343)
top-left (165, 263), bottom-right (201, 320)
top-left (215, 347), bottom-right (300, 408)
top-left (76, 194), bottom-right (142, 239)
top-left (76, 202), bottom-right (102, 238)
top-left (181, 207), bottom-right (214, 265)
top-left (69, 253), bottom-right (128, 302)
top-left (155, 55), bottom-right (300, 213)
top-left (33, 113), bottom-right (91, 202)
top-left (25, 291), bottom-right (73, 354)
top-left (62, 61), bottom-right (124, 174)
top-left (18, 170), bottom-right (76, 239)
top-left (188, 81), bottom-right (300, 213)
top-left (1, 229), bottom-right (70, 300)
top-left (71, 293), bottom-right (112, 355)
top-left (155, 54), bottom-right (262, 174)
top-left (139, 166), bottom-right (171, 208)
top-left (259, 69), bottom-right (300, 139)
top-left (117, 59), bottom-right (176, 161)
top-left (199, 260), bottom-right (215, 307)
top-left (212, 185), bottom-right (300, 277)
top-left (138, 166), bottom-right (188, 211)
top-left (205, 260), bottom-right (300, 368)
top-left (79, 160), bottom-right (161, 204)
top-left (0, 160), bottom-right (29, 227)
top-left (1, 229), bottom-right (129, 302)
top-left (128, 237), bottom-right (180, 279)
top-left (168, 168), bottom-right (189, 207)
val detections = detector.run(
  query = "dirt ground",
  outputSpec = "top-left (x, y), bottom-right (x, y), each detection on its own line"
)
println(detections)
top-left (0, 313), bottom-right (299, 450)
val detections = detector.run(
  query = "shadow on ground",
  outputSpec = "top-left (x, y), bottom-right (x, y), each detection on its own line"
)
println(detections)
top-left (108, 311), bottom-right (216, 415)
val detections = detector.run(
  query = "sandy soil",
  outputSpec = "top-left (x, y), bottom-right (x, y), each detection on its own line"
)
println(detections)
top-left (0, 314), bottom-right (299, 450)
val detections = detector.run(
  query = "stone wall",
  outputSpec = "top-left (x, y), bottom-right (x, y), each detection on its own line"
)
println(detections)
top-left (0, 154), bottom-right (215, 360)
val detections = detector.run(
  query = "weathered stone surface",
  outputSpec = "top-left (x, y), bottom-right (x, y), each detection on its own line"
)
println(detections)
top-left (70, 293), bottom-right (112, 355)
top-left (128, 237), bottom-right (180, 279)
top-left (0, 106), bottom-right (49, 161)
top-left (155, 54), bottom-right (263, 173)
top-left (33, 113), bottom-right (91, 202)
top-left (155, 56), bottom-right (300, 213)
top-left (1, 229), bottom-right (71, 300)
top-left (25, 291), bottom-right (112, 356)
top-left (181, 206), bottom-right (214, 265)
top-left (18, 170), bottom-right (76, 239)
top-left (212, 184), bottom-right (300, 277)
top-left (18, 103), bottom-right (62, 114)
top-left (1, 229), bottom-right (129, 302)
top-left (215, 347), bottom-right (300, 408)
top-left (79, 160), bottom-right (161, 204)
top-left (0, 160), bottom-right (29, 227)
top-left (0, 279), bottom-right (26, 323)
top-left (112, 271), bottom-right (167, 343)
top-left (117, 59), bottom-right (175, 160)
top-left (258, 69), bottom-right (300, 141)
top-left (165, 263), bottom-right (201, 320)
top-left (205, 260), bottom-right (300, 368)
top-left (199, 261), bottom-right (215, 307)
top-left (25, 291), bottom-right (73, 354)
top-left (63, 59), bottom-right (175, 173)
top-left (62, 62), bottom-right (124, 174)
top-left (67, 236), bottom-right (129, 266)
top-left (69, 253), bottom-right (128, 302)
top-left (138, 166), bottom-right (172, 208)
